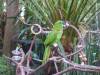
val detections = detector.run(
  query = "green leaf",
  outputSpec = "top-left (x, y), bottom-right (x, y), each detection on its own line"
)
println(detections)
top-left (80, 1), bottom-right (97, 22)
top-left (18, 27), bottom-right (29, 39)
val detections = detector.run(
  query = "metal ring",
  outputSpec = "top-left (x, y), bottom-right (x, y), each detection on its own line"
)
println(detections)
top-left (31, 24), bottom-right (42, 35)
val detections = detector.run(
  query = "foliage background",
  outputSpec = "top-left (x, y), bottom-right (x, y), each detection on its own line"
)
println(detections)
top-left (0, 0), bottom-right (100, 75)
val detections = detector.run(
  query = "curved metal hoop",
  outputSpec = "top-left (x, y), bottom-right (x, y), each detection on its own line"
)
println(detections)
top-left (31, 24), bottom-right (42, 35)
top-left (58, 21), bottom-right (87, 64)
top-left (64, 21), bottom-right (84, 48)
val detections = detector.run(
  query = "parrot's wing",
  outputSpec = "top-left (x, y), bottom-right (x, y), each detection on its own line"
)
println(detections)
top-left (44, 32), bottom-right (57, 46)
top-left (42, 46), bottom-right (51, 64)
top-left (56, 31), bottom-right (63, 41)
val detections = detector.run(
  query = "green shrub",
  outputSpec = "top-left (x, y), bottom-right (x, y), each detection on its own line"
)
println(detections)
top-left (0, 56), bottom-right (15, 75)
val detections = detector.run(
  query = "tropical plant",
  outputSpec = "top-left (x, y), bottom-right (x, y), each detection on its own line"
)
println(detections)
top-left (0, 56), bottom-right (15, 75)
top-left (11, 0), bottom-right (100, 75)
top-left (20, 0), bottom-right (100, 60)
top-left (20, 0), bottom-right (99, 25)
top-left (0, 0), bottom-right (3, 13)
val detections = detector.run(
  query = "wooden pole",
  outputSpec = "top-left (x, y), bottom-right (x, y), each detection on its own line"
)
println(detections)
top-left (3, 0), bottom-right (19, 56)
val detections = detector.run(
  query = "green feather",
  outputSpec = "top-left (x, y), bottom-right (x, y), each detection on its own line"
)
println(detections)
top-left (56, 30), bottom-right (63, 41)
top-left (53, 20), bottom-right (64, 41)
top-left (43, 20), bottom-right (64, 63)
top-left (52, 20), bottom-right (64, 32)
top-left (44, 20), bottom-right (64, 46)
top-left (42, 46), bottom-right (51, 64)
top-left (44, 32), bottom-right (57, 46)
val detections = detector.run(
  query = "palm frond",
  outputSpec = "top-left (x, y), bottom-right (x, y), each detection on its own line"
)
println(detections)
top-left (0, 0), bottom-right (3, 13)
top-left (21, 0), bottom-right (99, 27)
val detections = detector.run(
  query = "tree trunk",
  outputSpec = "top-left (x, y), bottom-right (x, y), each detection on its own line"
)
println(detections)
top-left (3, 0), bottom-right (19, 56)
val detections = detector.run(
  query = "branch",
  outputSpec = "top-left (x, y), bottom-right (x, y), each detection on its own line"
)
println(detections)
top-left (53, 67), bottom-right (74, 75)
top-left (53, 58), bottom-right (100, 75)
top-left (30, 59), bottom-right (52, 74)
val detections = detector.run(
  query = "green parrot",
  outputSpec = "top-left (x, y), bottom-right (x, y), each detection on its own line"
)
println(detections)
top-left (42, 20), bottom-right (64, 63)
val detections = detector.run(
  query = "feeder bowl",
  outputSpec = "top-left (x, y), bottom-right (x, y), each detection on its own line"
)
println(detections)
top-left (12, 50), bottom-right (21, 56)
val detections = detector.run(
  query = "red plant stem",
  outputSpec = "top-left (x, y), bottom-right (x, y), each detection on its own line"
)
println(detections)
top-left (19, 49), bottom-right (25, 64)
top-left (20, 66), bottom-right (25, 75)
top-left (26, 57), bottom-right (30, 75)
top-left (29, 36), bottom-right (35, 51)
top-left (16, 49), bottom-right (25, 75)
top-left (54, 61), bottom-right (59, 73)
top-left (26, 36), bottom-right (35, 75)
